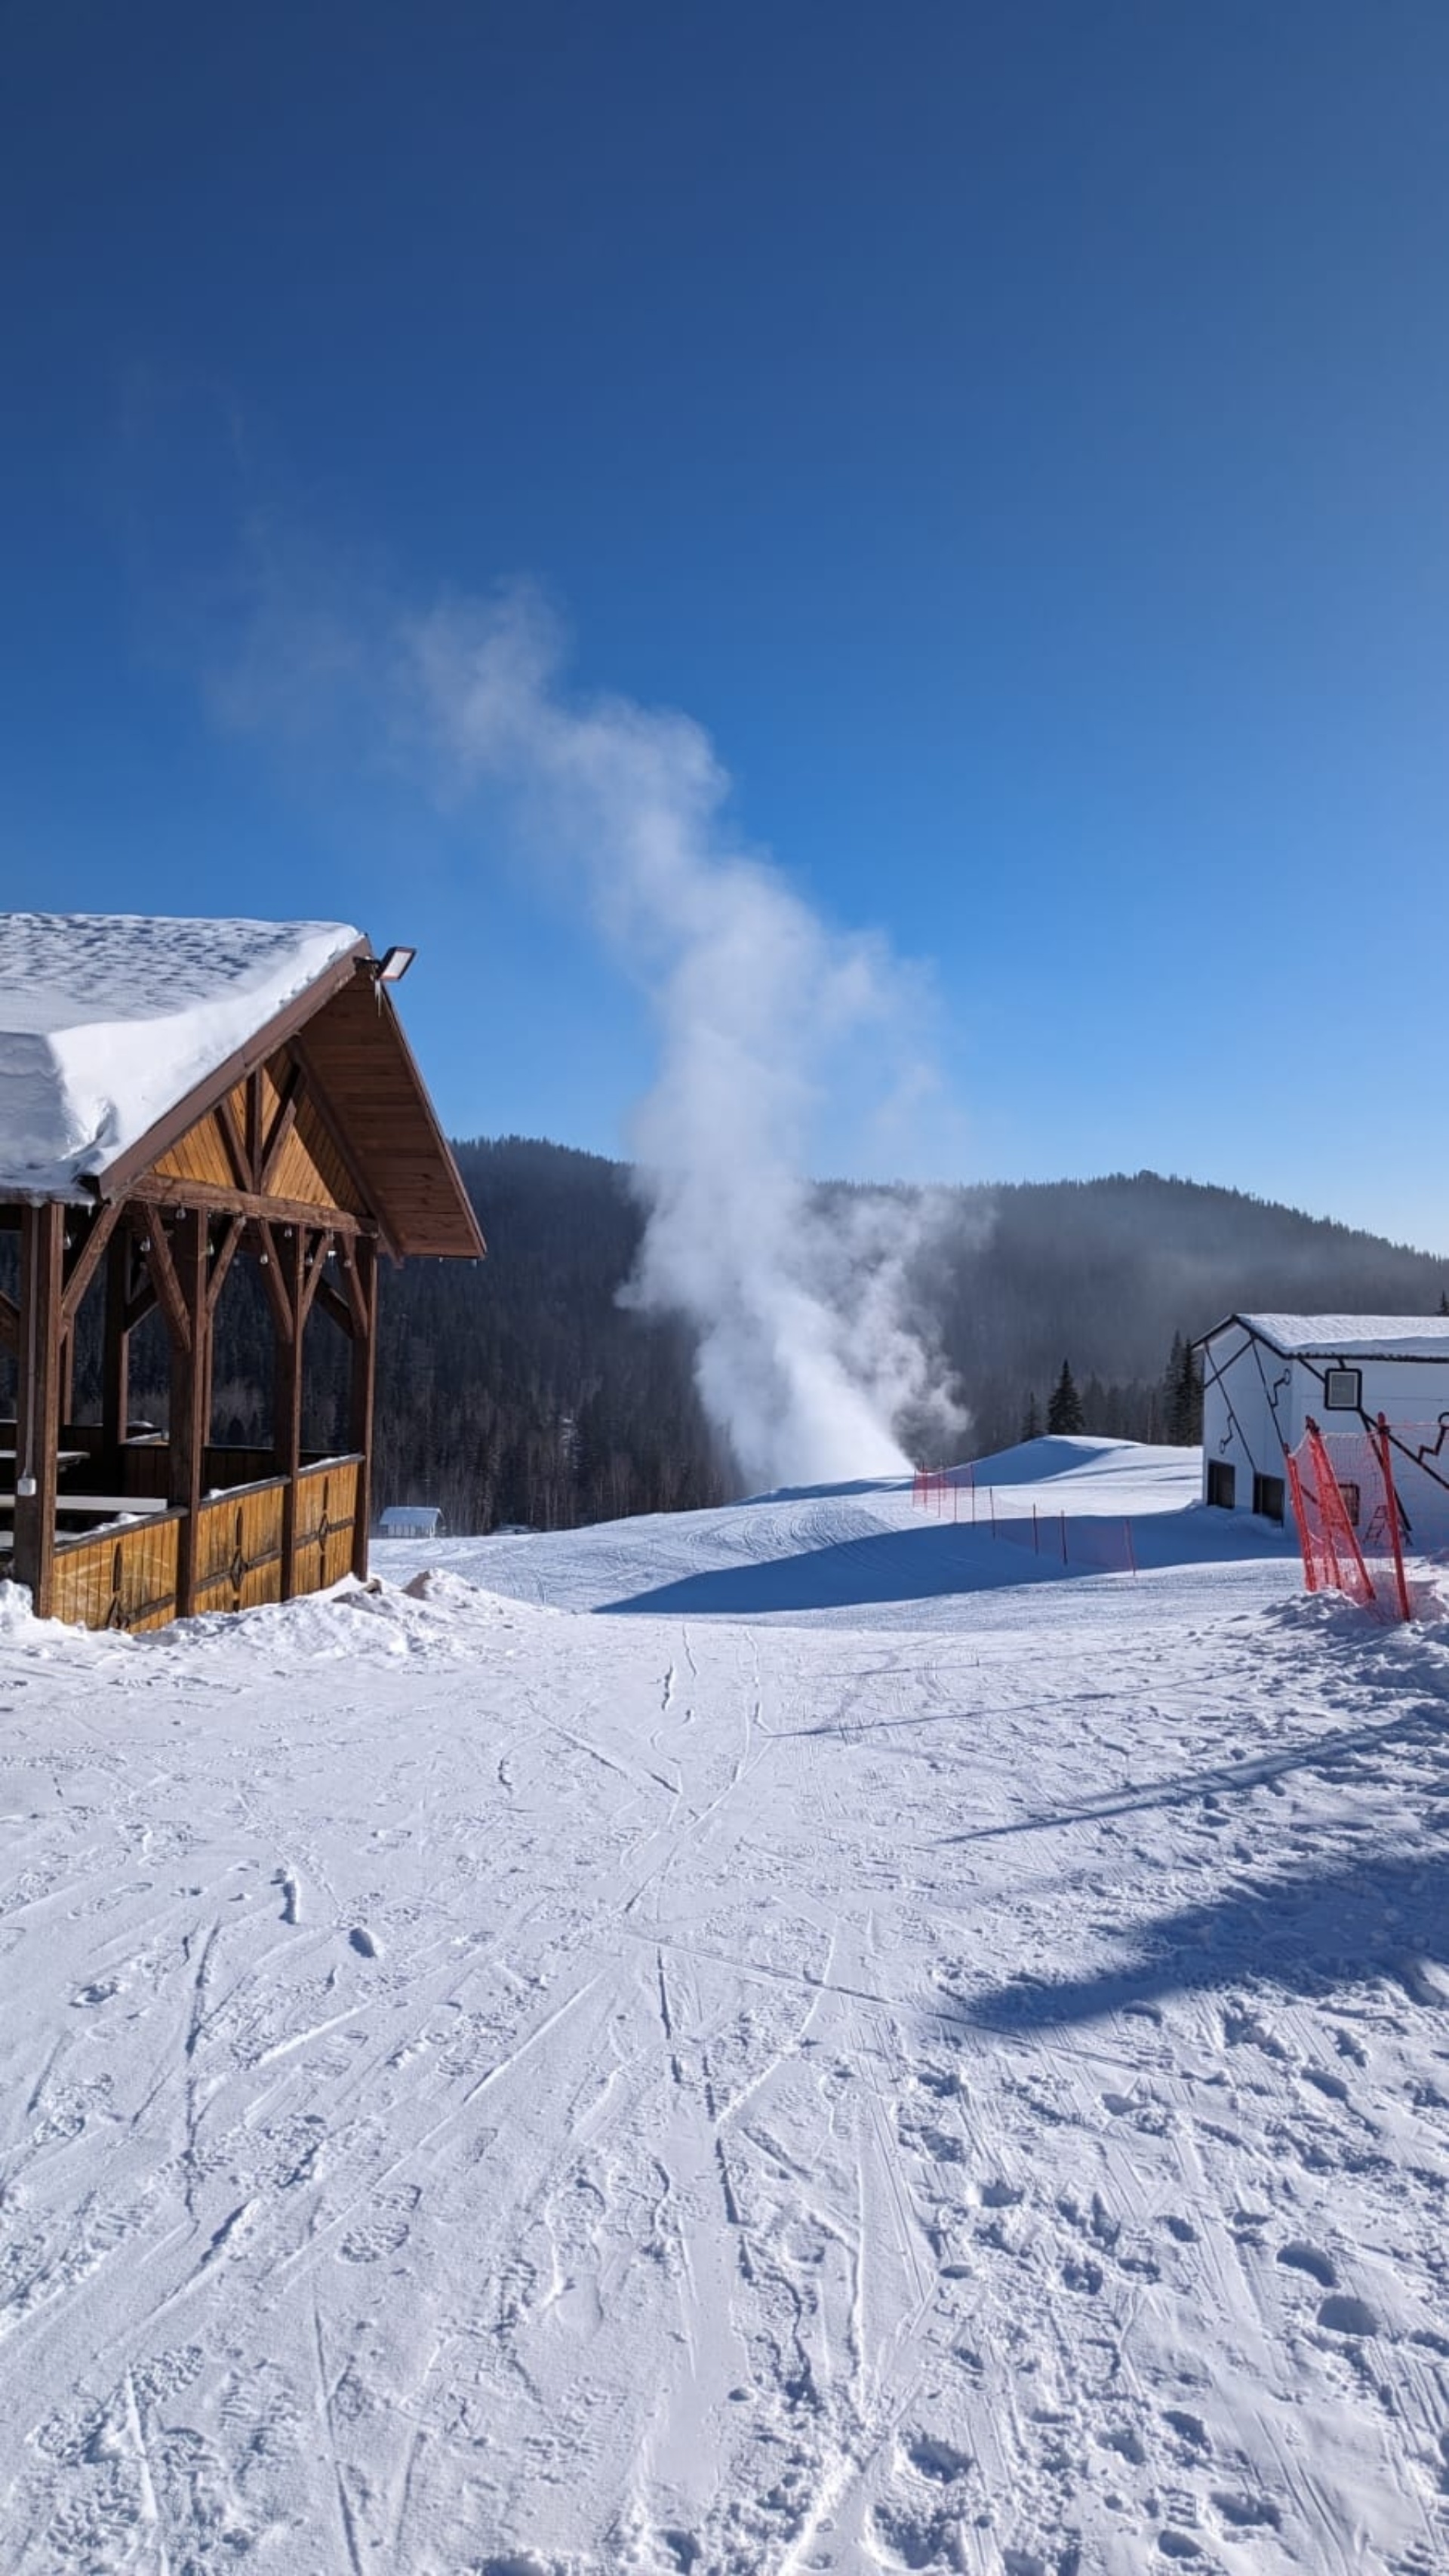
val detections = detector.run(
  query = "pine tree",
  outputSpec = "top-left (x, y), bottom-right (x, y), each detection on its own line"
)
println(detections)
top-left (1047, 1360), bottom-right (1084, 1436)
top-left (1020, 1390), bottom-right (1041, 1442)
top-left (1161, 1331), bottom-right (1184, 1433)
top-left (1164, 1331), bottom-right (1202, 1444)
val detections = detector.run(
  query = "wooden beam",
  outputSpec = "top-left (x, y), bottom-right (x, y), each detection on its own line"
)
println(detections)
top-left (168, 1210), bottom-right (210, 1616)
top-left (214, 1091), bottom-right (251, 1193)
top-left (14, 1204), bottom-right (65, 1617)
top-left (298, 1229), bottom-right (331, 1332)
top-left (258, 1060), bottom-right (304, 1196)
top-left (340, 1242), bottom-right (371, 1341)
top-left (125, 1174), bottom-right (368, 1236)
top-left (103, 1224), bottom-right (132, 1448)
top-left (205, 1214), bottom-right (247, 1323)
top-left (245, 1070), bottom-right (265, 1183)
top-left (348, 1236), bottom-right (377, 1581)
top-left (253, 1219), bottom-right (296, 1346)
top-left (142, 1217), bottom-right (190, 1354)
top-left (60, 1196), bottom-right (128, 1330)
top-left (275, 1225), bottom-right (307, 1599)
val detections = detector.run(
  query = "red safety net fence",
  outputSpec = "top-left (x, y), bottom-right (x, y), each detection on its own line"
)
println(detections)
top-left (911, 1467), bottom-right (1137, 1576)
top-left (1286, 1412), bottom-right (1449, 1621)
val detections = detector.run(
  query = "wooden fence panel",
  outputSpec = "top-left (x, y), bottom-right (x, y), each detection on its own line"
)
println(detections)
top-left (51, 1514), bottom-right (182, 1633)
top-left (294, 1457), bottom-right (361, 1597)
top-left (192, 1480), bottom-right (287, 1615)
top-left (46, 1458), bottom-right (360, 1630)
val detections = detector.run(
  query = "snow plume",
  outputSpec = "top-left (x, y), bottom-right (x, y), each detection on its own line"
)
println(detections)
top-left (405, 589), bottom-right (970, 1489)
top-left (401, 589), bottom-right (966, 1488)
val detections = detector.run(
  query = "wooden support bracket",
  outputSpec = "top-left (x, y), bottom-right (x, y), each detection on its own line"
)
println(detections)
top-left (60, 1196), bottom-right (128, 1331)
top-left (205, 1214), bottom-right (247, 1322)
top-left (142, 1217), bottom-right (191, 1353)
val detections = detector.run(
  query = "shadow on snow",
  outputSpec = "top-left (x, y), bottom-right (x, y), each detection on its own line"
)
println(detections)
top-left (967, 1844), bottom-right (1449, 2033)
top-left (940, 1697), bottom-right (1449, 1845)
top-left (592, 1522), bottom-right (1084, 1617)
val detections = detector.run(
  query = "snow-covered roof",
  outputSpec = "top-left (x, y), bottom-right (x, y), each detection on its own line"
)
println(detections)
top-left (1230, 1313), bottom-right (1449, 1361)
top-left (0, 913), bottom-right (364, 1197)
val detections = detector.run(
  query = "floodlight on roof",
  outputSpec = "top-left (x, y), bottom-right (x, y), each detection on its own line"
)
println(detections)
top-left (377, 945), bottom-right (416, 983)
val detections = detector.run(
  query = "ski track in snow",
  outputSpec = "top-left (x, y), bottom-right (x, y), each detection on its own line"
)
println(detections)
top-left (0, 1445), bottom-right (1447, 2572)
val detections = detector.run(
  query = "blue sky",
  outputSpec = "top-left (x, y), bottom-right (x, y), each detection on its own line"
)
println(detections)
top-left (5, 2), bottom-right (1449, 1249)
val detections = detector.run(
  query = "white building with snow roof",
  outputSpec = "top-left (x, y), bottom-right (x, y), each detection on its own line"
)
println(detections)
top-left (1195, 1313), bottom-right (1449, 1525)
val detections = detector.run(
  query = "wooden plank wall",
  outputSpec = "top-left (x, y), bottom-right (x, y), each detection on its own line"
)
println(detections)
top-left (192, 1480), bottom-right (287, 1615)
top-left (51, 1514), bottom-right (182, 1633)
top-left (48, 1455), bottom-right (363, 1633)
top-left (294, 1457), bottom-right (361, 1593)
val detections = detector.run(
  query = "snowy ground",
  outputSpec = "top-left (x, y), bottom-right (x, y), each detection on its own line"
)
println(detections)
top-left (2, 1439), bottom-right (1447, 2574)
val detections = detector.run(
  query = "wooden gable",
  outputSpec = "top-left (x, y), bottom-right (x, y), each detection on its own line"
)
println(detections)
top-left (88, 951), bottom-right (482, 1260)
top-left (148, 1047), bottom-right (370, 1225)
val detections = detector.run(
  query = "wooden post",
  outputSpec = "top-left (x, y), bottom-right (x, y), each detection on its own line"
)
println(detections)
top-left (168, 1211), bottom-right (210, 1617)
top-left (103, 1222), bottom-right (132, 1461)
top-left (275, 1225), bottom-right (306, 1599)
top-left (348, 1237), bottom-right (377, 1580)
top-left (14, 1203), bottom-right (65, 1619)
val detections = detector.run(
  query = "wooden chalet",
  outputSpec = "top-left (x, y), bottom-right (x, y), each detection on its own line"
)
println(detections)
top-left (0, 915), bottom-right (483, 1631)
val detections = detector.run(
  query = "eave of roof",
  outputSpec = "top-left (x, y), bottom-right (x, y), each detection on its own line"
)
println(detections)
top-left (1195, 1312), bottom-right (1449, 1361)
top-left (294, 967), bottom-right (486, 1261)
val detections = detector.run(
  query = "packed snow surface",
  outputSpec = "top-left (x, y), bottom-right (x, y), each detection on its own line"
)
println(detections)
top-left (0, 913), bottom-right (360, 1195)
top-left (2, 1440), bottom-right (1447, 2574)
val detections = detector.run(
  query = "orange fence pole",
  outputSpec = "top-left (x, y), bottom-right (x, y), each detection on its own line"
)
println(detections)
top-left (1285, 1451), bottom-right (1315, 1590)
top-left (1374, 1414), bottom-right (1413, 1623)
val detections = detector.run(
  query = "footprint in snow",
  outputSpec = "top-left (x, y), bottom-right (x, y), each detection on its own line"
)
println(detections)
top-left (1162, 2409), bottom-right (1210, 2453)
top-left (339, 2199), bottom-right (416, 2264)
top-left (903, 2432), bottom-right (973, 2483)
top-left (1277, 2240), bottom-right (1337, 2288)
top-left (1318, 2292), bottom-right (1380, 2337)
top-left (1213, 2490), bottom-right (1281, 2531)
top-left (349, 1926), bottom-right (380, 1959)
top-left (977, 2178), bottom-right (1023, 2208)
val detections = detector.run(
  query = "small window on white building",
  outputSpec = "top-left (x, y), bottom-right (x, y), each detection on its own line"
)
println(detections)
top-left (1337, 1480), bottom-right (1361, 1527)
top-left (1206, 1460), bottom-right (1235, 1509)
top-left (1253, 1472), bottom-right (1285, 1523)
top-left (1324, 1368), bottom-right (1361, 1409)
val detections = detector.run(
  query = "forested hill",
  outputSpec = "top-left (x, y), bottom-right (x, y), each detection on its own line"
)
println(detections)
top-left (363, 1140), bottom-right (1448, 1534)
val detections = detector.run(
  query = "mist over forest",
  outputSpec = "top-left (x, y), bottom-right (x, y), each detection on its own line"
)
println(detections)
top-left (17, 1137), bottom-right (1446, 1537)
top-left (306, 1140), bottom-right (1449, 1533)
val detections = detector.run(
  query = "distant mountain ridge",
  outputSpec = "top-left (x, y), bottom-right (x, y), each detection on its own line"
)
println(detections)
top-left (362, 1141), bottom-right (1444, 1528)
top-left (22, 1139), bottom-right (1444, 1537)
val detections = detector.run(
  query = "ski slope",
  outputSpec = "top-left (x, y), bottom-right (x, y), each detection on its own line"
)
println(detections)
top-left (1, 1441), bottom-right (1446, 2574)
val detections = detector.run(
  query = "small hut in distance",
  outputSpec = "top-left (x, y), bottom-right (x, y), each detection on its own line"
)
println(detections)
top-left (379, 1504), bottom-right (445, 1539)
top-left (0, 914), bottom-right (484, 1631)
